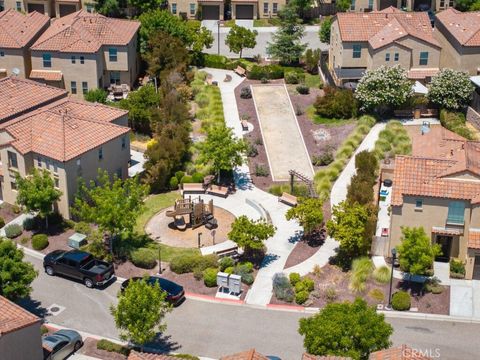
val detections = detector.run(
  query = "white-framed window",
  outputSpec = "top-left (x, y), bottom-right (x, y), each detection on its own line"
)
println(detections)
top-left (171, 3), bottom-right (177, 14)
top-left (108, 48), bottom-right (117, 62)
top-left (80, 56), bottom-right (85, 64)
top-left (54, 177), bottom-right (59, 188)
top-left (352, 44), bottom-right (361, 58)
top-left (350, 0), bottom-right (355, 10)
top-left (385, 53), bottom-right (390, 61)
top-left (37, 156), bottom-right (42, 167)
top-left (71, 81), bottom-right (77, 94)
top-left (8, 151), bottom-right (18, 168)
top-left (82, 81), bottom-right (88, 94)
top-left (394, 53), bottom-right (399, 61)
top-left (0, 1), bottom-right (4, 11)
top-left (190, 3), bottom-right (195, 15)
top-left (16, 1), bottom-right (21, 11)
top-left (273, 3), bottom-right (278, 13)
top-left (86, 3), bottom-right (94, 12)
top-left (419, 51), bottom-right (429, 65)
top-left (264, 2), bottom-right (268, 13)
top-left (43, 53), bottom-right (52, 68)
top-left (71, 55), bottom-right (76, 64)
top-left (110, 71), bottom-right (121, 85)
top-left (415, 199), bottom-right (423, 209)
top-left (10, 181), bottom-right (17, 190)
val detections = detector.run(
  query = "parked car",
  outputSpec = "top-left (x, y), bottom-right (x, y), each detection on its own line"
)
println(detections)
top-left (43, 250), bottom-right (114, 288)
top-left (42, 329), bottom-right (82, 360)
top-left (121, 276), bottom-right (185, 306)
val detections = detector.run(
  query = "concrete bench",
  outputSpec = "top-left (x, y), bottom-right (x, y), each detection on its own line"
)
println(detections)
top-left (234, 66), bottom-right (246, 77)
top-left (182, 183), bottom-right (205, 194)
top-left (207, 185), bottom-right (229, 198)
top-left (201, 240), bottom-right (238, 256)
top-left (278, 192), bottom-right (297, 206)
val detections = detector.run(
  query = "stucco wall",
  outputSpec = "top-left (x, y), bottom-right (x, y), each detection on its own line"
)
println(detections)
top-left (0, 322), bottom-right (42, 360)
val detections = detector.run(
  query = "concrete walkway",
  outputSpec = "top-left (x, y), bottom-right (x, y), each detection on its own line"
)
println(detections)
top-left (0, 212), bottom-right (35, 237)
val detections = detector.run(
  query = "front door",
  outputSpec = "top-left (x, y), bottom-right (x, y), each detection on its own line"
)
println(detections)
top-left (473, 257), bottom-right (480, 280)
top-left (435, 235), bottom-right (452, 262)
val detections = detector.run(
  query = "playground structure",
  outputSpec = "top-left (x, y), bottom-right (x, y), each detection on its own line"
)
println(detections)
top-left (166, 196), bottom-right (218, 230)
top-left (289, 169), bottom-right (317, 198)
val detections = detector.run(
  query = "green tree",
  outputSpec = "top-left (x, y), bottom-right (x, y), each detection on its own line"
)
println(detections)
top-left (427, 68), bottom-right (474, 111)
top-left (396, 227), bottom-right (441, 276)
top-left (267, 5), bottom-right (307, 65)
top-left (186, 20), bottom-right (214, 58)
top-left (327, 201), bottom-right (371, 265)
top-left (319, 17), bottom-right (332, 44)
top-left (336, 0), bottom-right (352, 11)
top-left (285, 197), bottom-right (324, 235)
top-left (95, 0), bottom-right (122, 16)
top-left (304, 48), bottom-right (320, 74)
top-left (84, 88), bottom-right (108, 104)
top-left (354, 65), bottom-right (413, 113)
top-left (128, 0), bottom-right (160, 14)
top-left (199, 125), bottom-right (247, 182)
top-left (354, 150), bottom-right (378, 181)
top-left (72, 170), bottom-right (148, 243)
top-left (455, 0), bottom-right (480, 10)
top-left (347, 151), bottom-right (378, 206)
top-left (299, 298), bottom-right (393, 359)
top-left (0, 238), bottom-right (37, 301)
top-left (289, 0), bottom-right (313, 18)
top-left (225, 25), bottom-right (258, 58)
top-left (15, 169), bottom-right (62, 229)
top-left (228, 215), bottom-right (276, 255)
top-left (110, 277), bottom-right (171, 349)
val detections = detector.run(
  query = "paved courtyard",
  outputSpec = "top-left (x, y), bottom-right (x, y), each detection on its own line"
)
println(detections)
top-left (251, 84), bottom-right (314, 181)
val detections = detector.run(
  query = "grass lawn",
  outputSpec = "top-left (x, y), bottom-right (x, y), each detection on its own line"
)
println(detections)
top-left (223, 19), bottom-right (235, 27)
top-left (304, 74), bottom-right (322, 89)
top-left (306, 105), bottom-right (355, 126)
top-left (253, 18), bottom-right (281, 27)
top-left (146, 242), bottom-right (200, 263)
top-left (135, 192), bottom-right (181, 235)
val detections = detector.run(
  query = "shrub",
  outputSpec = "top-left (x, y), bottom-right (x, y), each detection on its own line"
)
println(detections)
top-left (246, 142), bottom-right (258, 157)
top-left (131, 248), bottom-right (157, 269)
top-left (169, 176), bottom-right (179, 190)
top-left (268, 64), bottom-right (285, 79)
top-left (272, 273), bottom-right (294, 302)
top-left (325, 287), bottom-right (337, 303)
top-left (295, 290), bottom-right (310, 305)
top-left (219, 257), bottom-right (234, 271)
top-left (204, 54), bottom-right (229, 69)
top-left (255, 164), bottom-right (269, 177)
top-left (312, 151), bottom-right (334, 166)
top-left (74, 221), bottom-right (91, 236)
top-left (349, 257), bottom-right (373, 293)
top-left (369, 288), bottom-right (385, 302)
top-left (22, 217), bottom-right (36, 231)
top-left (312, 264), bottom-right (322, 277)
top-left (425, 277), bottom-right (444, 294)
top-left (32, 234), bottom-right (49, 250)
top-left (296, 85), bottom-right (310, 95)
top-left (97, 339), bottom-right (130, 356)
top-left (391, 291), bottom-right (411, 311)
top-left (5, 224), bottom-right (22, 239)
top-left (439, 110), bottom-right (474, 140)
top-left (193, 267), bottom-right (203, 280)
top-left (180, 175), bottom-right (193, 184)
top-left (254, 137), bottom-right (263, 146)
top-left (224, 266), bottom-right (234, 274)
top-left (240, 87), bottom-right (252, 99)
top-left (285, 72), bottom-right (299, 84)
top-left (175, 171), bottom-right (185, 181)
top-left (41, 325), bottom-right (49, 335)
top-left (0, 217), bottom-right (5, 229)
top-left (373, 266), bottom-right (391, 284)
top-left (450, 258), bottom-right (465, 276)
top-left (289, 272), bottom-right (301, 286)
top-left (238, 261), bottom-right (254, 273)
top-left (260, 77), bottom-right (269, 84)
top-left (203, 268), bottom-right (218, 287)
top-left (20, 237), bottom-right (29, 245)
top-left (191, 173), bottom-right (204, 183)
top-left (170, 254), bottom-right (218, 274)
top-left (314, 86), bottom-right (357, 119)
top-left (12, 204), bottom-right (21, 214)
top-left (240, 273), bottom-right (254, 285)
top-left (195, 92), bottom-right (209, 108)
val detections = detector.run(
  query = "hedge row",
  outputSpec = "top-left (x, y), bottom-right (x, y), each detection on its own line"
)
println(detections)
top-left (373, 120), bottom-right (412, 160)
top-left (440, 109), bottom-right (474, 140)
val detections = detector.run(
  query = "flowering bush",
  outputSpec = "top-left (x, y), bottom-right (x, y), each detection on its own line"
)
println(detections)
top-left (428, 68), bottom-right (474, 110)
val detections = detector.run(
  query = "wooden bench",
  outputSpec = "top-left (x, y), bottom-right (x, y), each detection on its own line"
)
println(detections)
top-left (394, 110), bottom-right (414, 118)
top-left (241, 120), bottom-right (249, 131)
top-left (421, 109), bottom-right (438, 118)
top-left (207, 185), bottom-right (229, 197)
top-left (182, 183), bottom-right (205, 194)
top-left (234, 66), bottom-right (246, 77)
top-left (215, 246), bottom-right (239, 258)
top-left (278, 192), bottom-right (298, 206)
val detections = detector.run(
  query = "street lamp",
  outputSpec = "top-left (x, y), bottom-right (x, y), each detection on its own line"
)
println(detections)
top-left (217, 20), bottom-right (221, 55)
top-left (198, 232), bottom-right (203, 248)
top-left (156, 236), bottom-right (162, 274)
top-left (387, 247), bottom-right (397, 310)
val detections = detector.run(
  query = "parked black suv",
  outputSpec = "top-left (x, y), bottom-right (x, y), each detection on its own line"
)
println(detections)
top-left (121, 276), bottom-right (185, 306)
top-left (43, 250), bottom-right (114, 288)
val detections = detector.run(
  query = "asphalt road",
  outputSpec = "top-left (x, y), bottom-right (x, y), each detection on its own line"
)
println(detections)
top-left (22, 254), bottom-right (480, 359)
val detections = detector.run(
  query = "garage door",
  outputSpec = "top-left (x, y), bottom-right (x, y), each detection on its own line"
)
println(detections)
top-left (202, 5), bottom-right (220, 20)
top-left (236, 5), bottom-right (254, 19)
top-left (27, 3), bottom-right (45, 14)
top-left (59, 4), bottom-right (77, 17)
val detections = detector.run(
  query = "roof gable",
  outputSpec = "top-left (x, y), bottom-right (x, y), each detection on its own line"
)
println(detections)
top-left (436, 8), bottom-right (480, 47)
top-left (0, 9), bottom-right (49, 49)
top-left (0, 296), bottom-right (40, 335)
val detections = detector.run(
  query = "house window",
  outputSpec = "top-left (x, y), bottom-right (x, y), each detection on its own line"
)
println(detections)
top-left (71, 56), bottom-right (76, 64)
top-left (76, 159), bottom-right (81, 167)
top-left (71, 81), bottom-right (77, 94)
top-left (0, 51), bottom-right (4, 57)
top-left (368, 0), bottom-right (373, 9)
top-left (447, 201), bottom-right (465, 225)
top-left (80, 56), bottom-right (85, 64)
top-left (448, 0), bottom-right (454, 6)
top-left (121, 136), bottom-right (126, 150)
top-left (440, 0), bottom-right (445, 7)
top-left (86, 4), bottom-right (94, 12)
top-left (190, 3), bottom-right (195, 15)
top-left (10, 182), bottom-right (17, 190)
top-left (273, 3), bottom-right (278, 13)
top-left (0, 1), bottom-right (4, 11)
top-left (415, 199), bottom-right (423, 209)
top-left (82, 81), bottom-right (88, 94)
top-left (352, 44), bottom-right (361, 58)
top-left (385, 53), bottom-right (390, 61)
top-left (350, 0), bottom-right (355, 10)
top-left (394, 52), bottom-right (399, 61)
top-left (264, 2), bottom-right (268, 13)
top-left (53, 162), bottom-right (58, 173)
top-left (419, 51), bottom-right (429, 66)
top-left (108, 48), bottom-right (117, 62)
top-left (54, 177), bottom-right (59, 188)
top-left (42, 53), bottom-right (52, 68)
top-left (98, 147), bottom-right (103, 160)
top-left (37, 156), bottom-right (42, 167)
top-left (110, 71), bottom-right (121, 85)
top-left (171, 3), bottom-right (177, 14)
top-left (7, 151), bottom-right (18, 168)
top-left (16, 1), bottom-right (21, 11)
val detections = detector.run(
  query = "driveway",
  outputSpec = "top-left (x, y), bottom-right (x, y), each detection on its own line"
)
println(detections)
top-left (251, 84), bottom-right (314, 181)
top-left (235, 20), bottom-right (254, 29)
top-left (201, 20), bottom-right (220, 31)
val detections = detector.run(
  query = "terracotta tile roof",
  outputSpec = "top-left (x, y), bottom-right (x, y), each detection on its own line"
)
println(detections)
top-left (128, 350), bottom-right (177, 360)
top-left (436, 9), bottom-right (480, 47)
top-left (303, 354), bottom-right (352, 360)
top-left (336, 11), bottom-right (439, 49)
top-left (31, 10), bottom-right (140, 53)
top-left (0, 295), bottom-right (41, 335)
top-left (30, 70), bottom-right (64, 82)
top-left (468, 229), bottom-right (480, 249)
top-left (378, 6), bottom-right (404, 13)
top-left (369, 345), bottom-right (432, 359)
top-left (0, 9), bottom-right (49, 48)
top-left (48, 97), bottom-right (128, 123)
top-left (431, 226), bottom-right (463, 236)
top-left (220, 349), bottom-right (269, 360)
top-left (407, 68), bottom-right (439, 79)
top-left (0, 76), bottom-right (67, 122)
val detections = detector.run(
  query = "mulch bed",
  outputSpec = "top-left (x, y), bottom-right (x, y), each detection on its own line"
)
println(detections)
top-left (0, 203), bottom-right (19, 224)
top-left (114, 260), bottom-right (159, 279)
top-left (283, 229), bottom-right (327, 269)
top-left (271, 264), bottom-right (450, 315)
top-left (79, 338), bottom-right (127, 360)
top-left (12, 223), bottom-right (75, 254)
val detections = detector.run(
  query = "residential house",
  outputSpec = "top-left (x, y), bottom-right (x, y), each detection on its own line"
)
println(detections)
top-left (328, 9), bottom-right (441, 86)
top-left (0, 295), bottom-right (43, 360)
top-left (0, 76), bottom-right (131, 219)
top-left (29, 10), bottom-right (140, 96)
top-left (0, 0), bottom-right (96, 17)
top-left (434, 9), bottom-right (480, 76)
top-left (369, 345), bottom-right (432, 359)
top-left (0, 9), bottom-right (49, 79)
top-left (348, 0), bottom-right (455, 12)
top-left (389, 125), bottom-right (480, 280)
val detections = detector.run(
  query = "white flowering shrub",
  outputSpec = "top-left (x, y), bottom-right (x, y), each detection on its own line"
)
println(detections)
top-left (427, 68), bottom-right (474, 110)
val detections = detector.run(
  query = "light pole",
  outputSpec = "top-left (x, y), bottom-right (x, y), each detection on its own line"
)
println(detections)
top-left (198, 232), bottom-right (203, 248)
top-left (387, 247), bottom-right (397, 310)
top-left (156, 236), bottom-right (162, 274)
top-left (217, 20), bottom-right (221, 55)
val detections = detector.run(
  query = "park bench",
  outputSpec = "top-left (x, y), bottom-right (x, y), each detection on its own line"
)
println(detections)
top-left (421, 109), bottom-right (438, 118)
top-left (241, 120), bottom-right (249, 131)
top-left (182, 183), bottom-right (205, 194)
top-left (201, 240), bottom-right (239, 258)
top-left (278, 192), bottom-right (298, 206)
top-left (394, 109), bottom-right (414, 118)
top-left (207, 184), bottom-right (229, 198)
top-left (234, 66), bottom-right (246, 77)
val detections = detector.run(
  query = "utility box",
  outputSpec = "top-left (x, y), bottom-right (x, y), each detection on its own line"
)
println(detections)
top-left (228, 274), bottom-right (241, 295)
top-left (68, 233), bottom-right (87, 249)
top-left (217, 272), bottom-right (229, 289)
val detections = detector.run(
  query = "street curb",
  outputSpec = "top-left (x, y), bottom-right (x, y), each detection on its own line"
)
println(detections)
top-left (379, 310), bottom-right (480, 324)
top-left (185, 292), bottom-right (245, 305)
top-left (18, 244), bottom-right (45, 260)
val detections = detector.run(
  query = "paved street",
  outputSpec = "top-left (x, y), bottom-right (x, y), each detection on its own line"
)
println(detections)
top-left (22, 254), bottom-right (480, 359)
